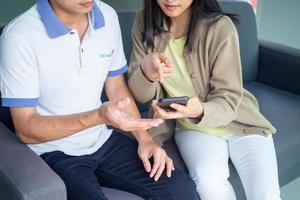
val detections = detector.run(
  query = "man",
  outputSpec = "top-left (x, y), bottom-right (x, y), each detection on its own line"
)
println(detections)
top-left (0, 0), bottom-right (197, 199)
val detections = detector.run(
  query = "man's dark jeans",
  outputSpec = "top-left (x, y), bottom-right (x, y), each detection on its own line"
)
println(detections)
top-left (41, 131), bottom-right (197, 200)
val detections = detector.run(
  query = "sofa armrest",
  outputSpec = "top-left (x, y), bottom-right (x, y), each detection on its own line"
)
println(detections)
top-left (0, 122), bottom-right (66, 200)
top-left (257, 40), bottom-right (300, 95)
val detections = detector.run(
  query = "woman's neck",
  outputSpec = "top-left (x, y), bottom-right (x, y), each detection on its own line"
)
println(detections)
top-left (169, 7), bottom-right (192, 39)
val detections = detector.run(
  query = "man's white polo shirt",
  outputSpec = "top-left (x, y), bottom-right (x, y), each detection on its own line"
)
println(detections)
top-left (0, 0), bottom-right (128, 156)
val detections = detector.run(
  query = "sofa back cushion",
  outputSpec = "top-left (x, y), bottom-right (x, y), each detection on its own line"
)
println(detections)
top-left (0, 101), bottom-right (14, 132)
top-left (220, 0), bottom-right (259, 83)
top-left (118, 12), bottom-right (136, 67)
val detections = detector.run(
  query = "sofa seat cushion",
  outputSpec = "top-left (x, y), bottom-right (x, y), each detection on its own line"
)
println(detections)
top-left (245, 81), bottom-right (300, 186)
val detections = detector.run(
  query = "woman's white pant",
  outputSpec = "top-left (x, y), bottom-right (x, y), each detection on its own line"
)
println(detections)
top-left (175, 130), bottom-right (281, 200)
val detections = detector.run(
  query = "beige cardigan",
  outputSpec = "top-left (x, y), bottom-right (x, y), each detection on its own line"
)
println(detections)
top-left (128, 11), bottom-right (276, 145)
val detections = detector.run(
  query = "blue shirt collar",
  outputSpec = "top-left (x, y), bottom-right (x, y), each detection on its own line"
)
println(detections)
top-left (37, 0), bottom-right (105, 39)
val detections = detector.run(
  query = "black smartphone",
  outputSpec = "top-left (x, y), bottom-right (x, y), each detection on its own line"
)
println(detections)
top-left (157, 96), bottom-right (190, 111)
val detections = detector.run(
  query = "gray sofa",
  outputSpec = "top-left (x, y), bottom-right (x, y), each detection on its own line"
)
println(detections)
top-left (1, 1), bottom-right (300, 199)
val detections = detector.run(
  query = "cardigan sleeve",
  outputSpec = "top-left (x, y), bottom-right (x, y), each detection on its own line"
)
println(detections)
top-left (127, 11), bottom-right (157, 103)
top-left (196, 18), bottom-right (243, 127)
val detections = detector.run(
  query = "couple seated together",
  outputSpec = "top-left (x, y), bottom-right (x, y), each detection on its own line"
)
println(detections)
top-left (0, 0), bottom-right (281, 199)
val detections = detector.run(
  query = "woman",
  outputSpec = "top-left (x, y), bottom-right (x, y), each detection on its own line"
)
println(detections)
top-left (128, 0), bottom-right (281, 199)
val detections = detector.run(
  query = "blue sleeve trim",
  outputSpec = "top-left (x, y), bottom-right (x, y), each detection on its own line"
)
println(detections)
top-left (107, 65), bottom-right (128, 77)
top-left (1, 98), bottom-right (39, 107)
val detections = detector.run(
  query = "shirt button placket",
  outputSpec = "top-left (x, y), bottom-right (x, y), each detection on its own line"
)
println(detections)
top-left (79, 45), bottom-right (88, 74)
top-left (71, 30), bottom-right (83, 74)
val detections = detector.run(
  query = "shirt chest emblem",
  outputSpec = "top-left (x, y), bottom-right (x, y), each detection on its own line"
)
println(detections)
top-left (99, 49), bottom-right (115, 58)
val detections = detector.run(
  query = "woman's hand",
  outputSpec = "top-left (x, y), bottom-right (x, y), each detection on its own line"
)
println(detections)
top-left (140, 53), bottom-right (173, 82)
top-left (152, 97), bottom-right (204, 120)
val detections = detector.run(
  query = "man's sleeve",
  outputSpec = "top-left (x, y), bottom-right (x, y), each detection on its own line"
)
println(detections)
top-left (106, 13), bottom-right (128, 77)
top-left (0, 34), bottom-right (39, 107)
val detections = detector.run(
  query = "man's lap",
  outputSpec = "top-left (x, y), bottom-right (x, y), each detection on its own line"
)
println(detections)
top-left (41, 131), bottom-right (197, 200)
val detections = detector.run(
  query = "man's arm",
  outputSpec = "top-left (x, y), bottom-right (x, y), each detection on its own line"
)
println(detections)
top-left (10, 107), bottom-right (104, 144)
top-left (10, 82), bottom-right (162, 144)
top-left (105, 75), bottom-right (174, 181)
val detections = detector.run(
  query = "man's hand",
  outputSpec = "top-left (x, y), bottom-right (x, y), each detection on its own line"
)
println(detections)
top-left (99, 97), bottom-right (163, 132)
top-left (103, 75), bottom-right (173, 181)
top-left (141, 53), bottom-right (173, 82)
top-left (138, 137), bottom-right (174, 181)
top-left (152, 97), bottom-right (204, 120)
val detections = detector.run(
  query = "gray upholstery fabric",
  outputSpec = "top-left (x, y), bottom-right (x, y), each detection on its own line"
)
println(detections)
top-left (245, 82), bottom-right (300, 186)
top-left (118, 12), bottom-right (135, 66)
top-left (0, 123), bottom-right (67, 200)
top-left (257, 40), bottom-right (300, 95)
top-left (220, 0), bottom-right (259, 83)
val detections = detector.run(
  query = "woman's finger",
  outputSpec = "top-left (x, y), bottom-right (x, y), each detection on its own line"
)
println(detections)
top-left (170, 103), bottom-right (187, 113)
top-left (158, 68), bottom-right (165, 82)
top-left (161, 66), bottom-right (173, 74)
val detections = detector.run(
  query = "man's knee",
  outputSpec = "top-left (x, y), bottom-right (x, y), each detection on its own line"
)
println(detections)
top-left (166, 170), bottom-right (198, 200)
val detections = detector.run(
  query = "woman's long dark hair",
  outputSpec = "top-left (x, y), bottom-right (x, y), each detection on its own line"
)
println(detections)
top-left (143, 0), bottom-right (239, 51)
